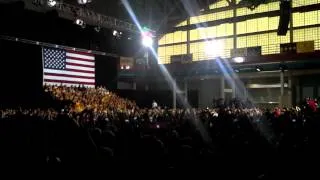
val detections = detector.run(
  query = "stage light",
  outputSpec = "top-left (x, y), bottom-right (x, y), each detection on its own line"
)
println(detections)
top-left (75, 18), bottom-right (84, 25)
top-left (233, 57), bottom-right (245, 63)
top-left (113, 30), bottom-right (118, 36)
top-left (78, 0), bottom-right (92, 5)
top-left (256, 67), bottom-right (261, 72)
top-left (125, 65), bottom-right (130, 70)
top-left (142, 35), bottom-right (153, 47)
top-left (141, 27), bottom-right (154, 48)
top-left (75, 18), bottom-right (86, 28)
top-left (47, 0), bottom-right (57, 7)
top-left (204, 40), bottom-right (224, 57)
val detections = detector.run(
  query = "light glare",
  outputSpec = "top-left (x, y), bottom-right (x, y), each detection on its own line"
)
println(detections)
top-left (78, 0), bottom-right (92, 4)
top-left (233, 57), bottom-right (245, 63)
top-left (113, 30), bottom-right (118, 36)
top-left (142, 35), bottom-right (153, 47)
top-left (47, 0), bottom-right (57, 7)
top-left (205, 40), bottom-right (224, 57)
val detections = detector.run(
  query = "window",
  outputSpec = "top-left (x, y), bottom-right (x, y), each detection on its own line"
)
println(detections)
top-left (157, 0), bottom-right (320, 64)
top-left (292, 0), bottom-right (320, 8)
top-left (158, 31), bottom-right (187, 45)
top-left (293, 27), bottom-right (319, 47)
top-left (236, 16), bottom-right (279, 35)
top-left (247, 35), bottom-right (258, 47)
top-left (189, 24), bottom-right (233, 41)
top-left (268, 16), bottom-right (279, 30)
top-left (257, 17), bottom-right (269, 32)
top-left (165, 33), bottom-right (174, 44)
top-left (190, 10), bottom-right (234, 24)
top-left (157, 47), bottom-right (166, 64)
top-left (209, 0), bottom-right (229, 9)
top-left (173, 31), bottom-right (187, 43)
top-left (247, 19), bottom-right (258, 33)
top-left (190, 28), bottom-right (201, 41)
top-left (293, 12), bottom-right (305, 27)
top-left (236, 1), bottom-right (279, 16)
top-left (257, 34), bottom-right (269, 46)
top-left (293, 10), bottom-right (320, 27)
top-left (176, 21), bottom-right (187, 27)
top-left (157, 44), bottom-right (187, 64)
top-left (236, 32), bottom-right (289, 55)
top-left (237, 36), bottom-right (247, 48)
top-left (191, 38), bottom-right (233, 61)
top-left (206, 26), bottom-right (217, 39)
top-left (305, 11), bottom-right (318, 26)
top-left (293, 29), bottom-right (305, 42)
top-left (214, 23), bottom-right (233, 38)
top-left (190, 42), bottom-right (204, 61)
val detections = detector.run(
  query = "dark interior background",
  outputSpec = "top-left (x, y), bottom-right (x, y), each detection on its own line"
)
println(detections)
top-left (0, 1), bottom-right (132, 107)
top-left (0, 1), bottom-right (196, 108)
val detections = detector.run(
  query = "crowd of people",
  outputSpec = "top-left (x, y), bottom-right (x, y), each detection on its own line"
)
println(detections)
top-left (45, 85), bottom-right (137, 113)
top-left (0, 85), bottom-right (320, 178)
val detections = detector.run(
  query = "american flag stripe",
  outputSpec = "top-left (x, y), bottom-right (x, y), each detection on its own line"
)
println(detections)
top-left (44, 82), bottom-right (95, 88)
top-left (43, 47), bottom-right (95, 87)
top-left (44, 73), bottom-right (95, 79)
top-left (45, 80), bottom-right (95, 85)
top-left (66, 65), bottom-right (95, 72)
top-left (66, 62), bottom-right (94, 68)
top-left (67, 50), bottom-right (94, 57)
top-left (66, 56), bottom-right (95, 62)
top-left (44, 75), bottom-right (95, 83)
top-left (66, 52), bottom-right (94, 60)
top-left (66, 59), bottom-right (95, 66)
top-left (43, 69), bottom-right (95, 77)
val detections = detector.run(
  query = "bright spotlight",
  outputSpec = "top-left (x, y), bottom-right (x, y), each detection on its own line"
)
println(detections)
top-left (75, 18), bottom-right (84, 25)
top-left (205, 40), bottom-right (224, 57)
top-left (125, 65), bottom-right (130, 70)
top-left (113, 30), bottom-right (118, 36)
top-left (256, 67), bottom-right (261, 72)
top-left (75, 18), bottom-right (86, 28)
top-left (142, 35), bottom-right (153, 47)
top-left (78, 0), bottom-right (92, 5)
top-left (47, 0), bottom-right (57, 7)
top-left (141, 27), bottom-right (154, 48)
top-left (233, 57), bottom-right (245, 63)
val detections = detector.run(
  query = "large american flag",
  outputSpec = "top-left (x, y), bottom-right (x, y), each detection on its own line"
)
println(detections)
top-left (42, 47), bottom-right (95, 88)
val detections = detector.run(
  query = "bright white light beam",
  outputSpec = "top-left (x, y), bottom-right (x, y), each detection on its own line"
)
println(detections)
top-left (142, 35), bottom-right (153, 47)
top-left (205, 40), bottom-right (224, 58)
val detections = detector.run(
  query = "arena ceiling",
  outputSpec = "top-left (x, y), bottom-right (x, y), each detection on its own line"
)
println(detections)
top-left (2, 0), bottom-right (274, 33)
top-left (50, 0), bottom-right (220, 33)
top-left (57, 0), bottom-right (219, 33)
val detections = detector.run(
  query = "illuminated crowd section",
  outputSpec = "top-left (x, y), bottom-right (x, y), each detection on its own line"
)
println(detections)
top-left (157, 0), bottom-right (320, 64)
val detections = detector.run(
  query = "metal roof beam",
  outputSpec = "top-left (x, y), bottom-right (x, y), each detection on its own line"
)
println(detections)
top-left (1, 0), bottom-right (141, 33)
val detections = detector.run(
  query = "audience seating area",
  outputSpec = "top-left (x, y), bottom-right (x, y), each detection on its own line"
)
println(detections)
top-left (0, 85), bottom-right (319, 178)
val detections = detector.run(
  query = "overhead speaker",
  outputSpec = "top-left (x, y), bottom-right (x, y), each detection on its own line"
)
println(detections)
top-left (277, 0), bottom-right (291, 36)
